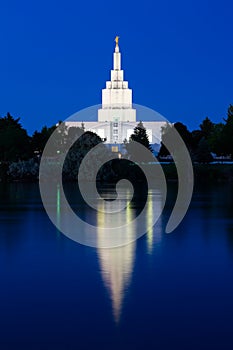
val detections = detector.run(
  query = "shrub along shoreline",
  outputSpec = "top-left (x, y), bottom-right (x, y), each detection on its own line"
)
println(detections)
top-left (1, 160), bottom-right (233, 183)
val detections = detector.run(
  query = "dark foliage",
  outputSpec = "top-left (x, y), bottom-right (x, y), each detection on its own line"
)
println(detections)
top-left (125, 121), bottom-right (154, 162)
top-left (0, 113), bottom-right (31, 161)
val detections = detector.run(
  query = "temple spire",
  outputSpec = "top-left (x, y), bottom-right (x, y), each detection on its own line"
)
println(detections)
top-left (115, 36), bottom-right (119, 47)
top-left (98, 36), bottom-right (136, 128)
top-left (114, 36), bottom-right (120, 54)
top-left (113, 36), bottom-right (121, 69)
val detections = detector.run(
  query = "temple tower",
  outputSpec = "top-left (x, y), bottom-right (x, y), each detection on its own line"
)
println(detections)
top-left (98, 37), bottom-right (136, 143)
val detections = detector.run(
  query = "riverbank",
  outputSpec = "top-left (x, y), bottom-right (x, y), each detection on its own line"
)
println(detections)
top-left (160, 163), bottom-right (233, 182)
top-left (1, 160), bottom-right (233, 183)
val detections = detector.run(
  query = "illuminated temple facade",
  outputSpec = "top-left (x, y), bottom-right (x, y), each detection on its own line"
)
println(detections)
top-left (66, 37), bottom-right (166, 151)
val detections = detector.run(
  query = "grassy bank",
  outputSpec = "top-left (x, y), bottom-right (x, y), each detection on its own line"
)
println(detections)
top-left (1, 160), bottom-right (233, 183)
top-left (160, 163), bottom-right (233, 182)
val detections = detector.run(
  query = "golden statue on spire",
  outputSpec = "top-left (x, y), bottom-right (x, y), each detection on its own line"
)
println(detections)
top-left (115, 36), bottom-right (120, 46)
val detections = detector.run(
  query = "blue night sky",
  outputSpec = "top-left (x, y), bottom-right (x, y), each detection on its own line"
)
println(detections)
top-left (1, 0), bottom-right (233, 135)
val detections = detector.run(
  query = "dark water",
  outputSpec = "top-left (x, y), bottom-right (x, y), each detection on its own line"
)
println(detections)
top-left (0, 182), bottom-right (233, 350)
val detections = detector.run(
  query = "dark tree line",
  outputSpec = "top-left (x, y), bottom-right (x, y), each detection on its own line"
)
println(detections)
top-left (159, 104), bottom-right (233, 163)
top-left (0, 113), bottom-right (31, 161)
top-left (0, 113), bottom-right (58, 162)
top-left (0, 105), bottom-right (233, 174)
top-left (0, 114), bottom-right (107, 180)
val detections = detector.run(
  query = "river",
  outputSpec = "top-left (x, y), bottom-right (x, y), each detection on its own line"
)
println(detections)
top-left (0, 182), bottom-right (233, 349)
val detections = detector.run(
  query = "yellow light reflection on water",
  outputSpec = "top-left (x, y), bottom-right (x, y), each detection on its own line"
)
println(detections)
top-left (56, 184), bottom-right (61, 233)
top-left (97, 190), bottom-right (136, 323)
top-left (146, 190), bottom-right (163, 255)
top-left (146, 192), bottom-right (154, 255)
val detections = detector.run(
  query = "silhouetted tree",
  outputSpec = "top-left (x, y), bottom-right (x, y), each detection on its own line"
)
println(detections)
top-left (193, 137), bottom-right (213, 163)
top-left (31, 125), bottom-right (56, 155)
top-left (174, 122), bottom-right (193, 149)
top-left (199, 117), bottom-right (214, 139)
top-left (125, 121), bottom-right (154, 162)
top-left (208, 123), bottom-right (224, 156)
top-left (63, 130), bottom-right (111, 180)
top-left (221, 105), bottom-right (233, 158)
top-left (158, 122), bottom-right (193, 159)
top-left (0, 113), bottom-right (30, 161)
top-left (158, 122), bottom-right (172, 157)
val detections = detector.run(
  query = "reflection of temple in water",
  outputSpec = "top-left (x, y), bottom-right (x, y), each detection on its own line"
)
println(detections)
top-left (55, 184), bottom-right (163, 322)
top-left (97, 195), bottom-right (136, 322)
top-left (96, 189), bottom-right (163, 323)
top-left (146, 190), bottom-right (163, 255)
top-left (98, 243), bottom-right (135, 323)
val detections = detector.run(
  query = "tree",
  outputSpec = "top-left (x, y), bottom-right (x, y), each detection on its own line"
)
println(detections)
top-left (31, 125), bottom-right (56, 155)
top-left (207, 122), bottom-right (224, 156)
top-left (191, 129), bottom-right (203, 150)
top-left (158, 122), bottom-right (193, 158)
top-left (190, 117), bottom-right (214, 160)
top-left (31, 122), bottom-right (70, 157)
top-left (199, 117), bottom-right (214, 139)
top-left (125, 121), bottom-right (154, 162)
top-left (66, 126), bottom-right (84, 147)
top-left (158, 122), bottom-right (172, 157)
top-left (193, 137), bottom-right (213, 163)
top-left (173, 122), bottom-right (193, 149)
top-left (221, 105), bottom-right (233, 158)
top-left (0, 113), bottom-right (31, 161)
top-left (63, 130), bottom-right (111, 180)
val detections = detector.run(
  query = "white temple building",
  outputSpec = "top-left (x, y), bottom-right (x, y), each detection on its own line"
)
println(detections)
top-left (66, 37), bottom-right (166, 153)
top-left (98, 36), bottom-right (136, 129)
